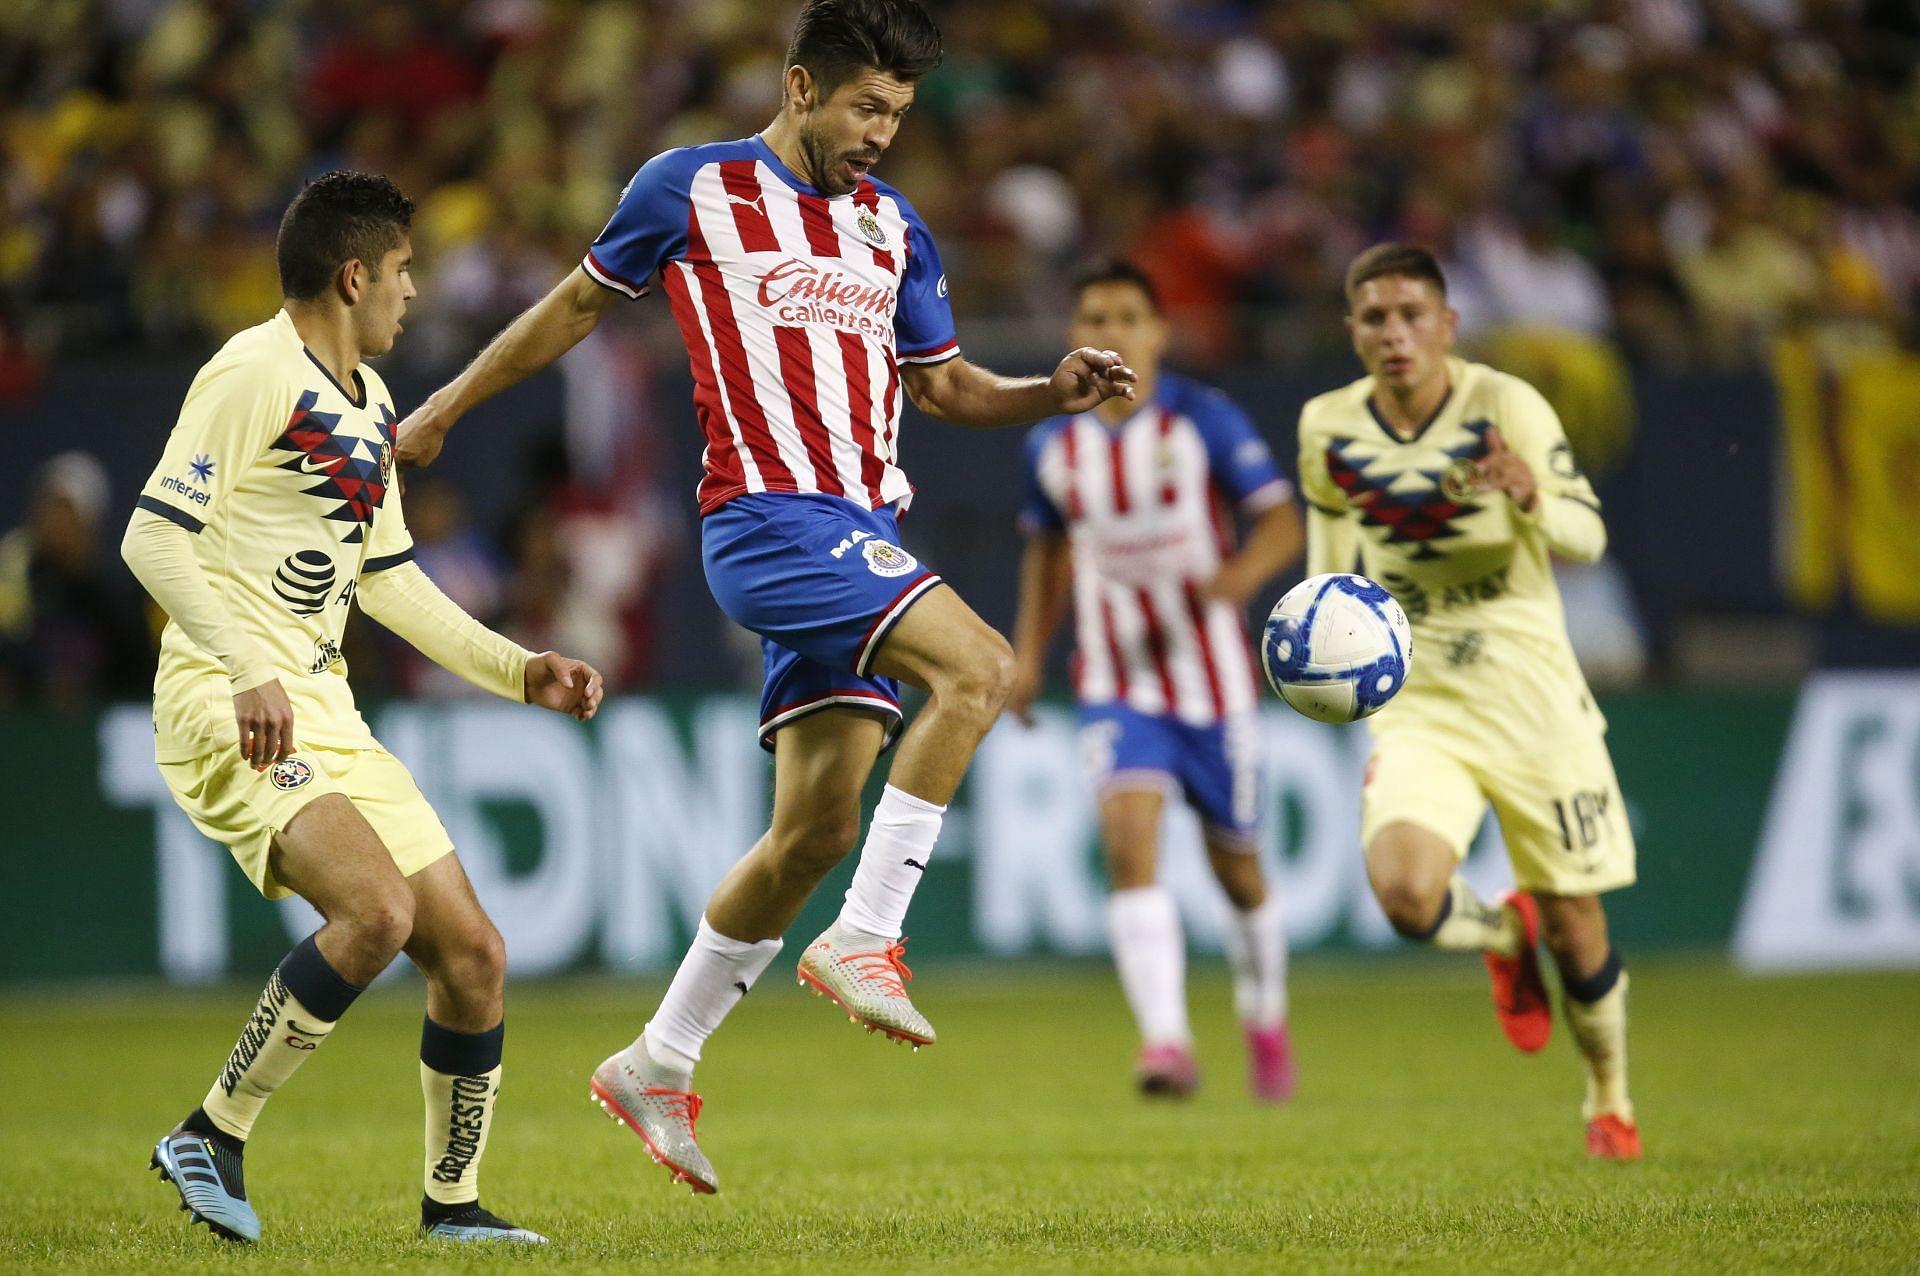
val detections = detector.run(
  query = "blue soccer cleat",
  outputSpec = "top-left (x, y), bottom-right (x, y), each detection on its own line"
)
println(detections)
top-left (421, 1200), bottom-right (548, 1243)
top-left (150, 1125), bottom-right (261, 1243)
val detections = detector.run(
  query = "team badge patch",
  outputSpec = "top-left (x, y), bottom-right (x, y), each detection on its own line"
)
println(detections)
top-left (862, 539), bottom-right (918, 578)
top-left (1441, 458), bottom-right (1482, 503)
top-left (269, 758), bottom-right (314, 791)
top-left (856, 209), bottom-right (888, 247)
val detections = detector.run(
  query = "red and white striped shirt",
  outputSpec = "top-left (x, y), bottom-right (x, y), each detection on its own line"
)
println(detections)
top-left (1023, 374), bottom-right (1293, 725)
top-left (584, 135), bottom-right (960, 515)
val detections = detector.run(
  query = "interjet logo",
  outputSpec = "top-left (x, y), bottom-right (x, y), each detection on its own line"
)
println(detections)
top-left (756, 258), bottom-right (896, 317)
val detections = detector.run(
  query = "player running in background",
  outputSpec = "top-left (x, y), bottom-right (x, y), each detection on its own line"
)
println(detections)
top-left (122, 172), bottom-right (604, 1244)
top-left (393, 0), bottom-right (1134, 1194)
top-left (1007, 261), bottom-right (1303, 1102)
top-left (1297, 243), bottom-right (1640, 1159)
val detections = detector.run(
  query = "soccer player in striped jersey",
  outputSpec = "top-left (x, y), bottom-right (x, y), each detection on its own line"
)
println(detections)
top-left (1298, 243), bottom-right (1640, 1159)
top-left (123, 172), bottom-right (604, 1244)
top-left (1007, 261), bottom-right (1304, 1101)
top-left (394, 0), bottom-right (1135, 1193)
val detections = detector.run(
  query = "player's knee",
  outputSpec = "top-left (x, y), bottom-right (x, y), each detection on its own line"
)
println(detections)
top-left (1376, 876), bottom-right (1445, 938)
top-left (769, 809), bottom-right (861, 876)
top-left (350, 891), bottom-right (415, 960)
top-left (943, 632), bottom-right (1016, 721)
top-left (458, 920), bottom-right (508, 993)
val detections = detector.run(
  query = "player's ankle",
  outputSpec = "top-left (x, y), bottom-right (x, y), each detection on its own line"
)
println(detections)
top-left (180, 1107), bottom-right (245, 1155)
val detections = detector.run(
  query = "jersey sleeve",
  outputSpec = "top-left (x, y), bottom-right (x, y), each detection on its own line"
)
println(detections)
top-left (1190, 386), bottom-right (1293, 512)
top-left (1293, 400), bottom-right (1349, 516)
top-left (1017, 426), bottom-right (1067, 535)
top-left (360, 473), bottom-right (415, 576)
top-left (894, 204), bottom-right (959, 364)
top-left (136, 353), bottom-right (294, 534)
top-left (1296, 400), bottom-right (1361, 576)
top-left (1499, 376), bottom-right (1608, 563)
top-left (582, 148), bottom-right (697, 300)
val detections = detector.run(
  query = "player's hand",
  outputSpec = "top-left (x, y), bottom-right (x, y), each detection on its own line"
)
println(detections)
top-left (394, 405), bottom-right (452, 469)
top-left (1474, 426), bottom-right (1538, 512)
top-left (1201, 563), bottom-right (1253, 608)
top-left (525, 652), bottom-right (605, 721)
top-left (1005, 658), bottom-right (1045, 728)
top-left (234, 680), bottom-right (296, 768)
top-left (1051, 348), bottom-right (1137, 414)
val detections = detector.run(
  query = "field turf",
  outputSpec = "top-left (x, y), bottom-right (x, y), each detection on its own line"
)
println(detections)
top-left (1, 958), bottom-right (1914, 1273)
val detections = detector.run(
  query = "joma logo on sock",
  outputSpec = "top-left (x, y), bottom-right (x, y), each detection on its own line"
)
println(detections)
top-left (431, 1074), bottom-right (493, 1184)
top-left (218, 972), bottom-right (290, 1096)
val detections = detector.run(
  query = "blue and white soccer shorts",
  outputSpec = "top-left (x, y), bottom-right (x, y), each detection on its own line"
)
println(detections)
top-left (703, 492), bottom-right (944, 753)
top-left (1078, 701), bottom-right (1264, 847)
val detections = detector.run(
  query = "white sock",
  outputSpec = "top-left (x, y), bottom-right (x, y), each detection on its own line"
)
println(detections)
top-left (1107, 886), bottom-right (1190, 1046)
top-left (1222, 896), bottom-right (1289, 1027)
top-left (640, 916), bottom-right (783, 1075)
top-left (839, 784), bottom-right (945, 941)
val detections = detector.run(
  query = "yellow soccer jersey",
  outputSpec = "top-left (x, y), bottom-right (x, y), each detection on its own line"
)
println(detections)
top-left (137, 310), bottom-right (412, 761)
top-left (1297, 357), bottom-right (1608, 756)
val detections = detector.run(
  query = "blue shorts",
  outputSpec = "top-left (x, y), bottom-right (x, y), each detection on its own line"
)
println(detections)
top-left (1078, 701), bottom-right (1264, 844)
top-left (703, 492), bottom-right (944, 752)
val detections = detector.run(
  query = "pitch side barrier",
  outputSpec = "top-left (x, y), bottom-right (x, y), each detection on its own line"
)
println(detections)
top-left (3, 677), bottom-right (1916, 983)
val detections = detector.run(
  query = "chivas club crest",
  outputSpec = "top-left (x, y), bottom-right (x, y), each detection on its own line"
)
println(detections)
top-left (856, 209), bottom-right (888, 248)
top-left (862, 539), bottom-right (917, 578)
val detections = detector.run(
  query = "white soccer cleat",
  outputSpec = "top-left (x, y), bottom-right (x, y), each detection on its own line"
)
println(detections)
top-left (796, 924), bottom-right (936, 1047)
top-left (589, 1042), bottom-right (718, 1195)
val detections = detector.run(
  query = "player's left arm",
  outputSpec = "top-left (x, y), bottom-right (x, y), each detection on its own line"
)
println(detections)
top-left (1477, 380), bottom-right (1607, 562)
top-left (903, 352), bottom-right (1136, 428)
top-left (1193, 389), bottom-right (1304, 605)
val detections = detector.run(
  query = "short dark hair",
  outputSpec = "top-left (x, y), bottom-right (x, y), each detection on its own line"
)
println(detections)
top-left (788, 0), bottom-right (942, 101)
top-left (1070, 258), bottom-right (1161, 312)
top-left (1344, 243), bottom-right (1447, 305)
top-left (276, 171), bottom-right (414, 301)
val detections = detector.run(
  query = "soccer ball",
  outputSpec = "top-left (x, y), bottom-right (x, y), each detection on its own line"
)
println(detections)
top-left (1260, 573), bottom-right (1412, 724)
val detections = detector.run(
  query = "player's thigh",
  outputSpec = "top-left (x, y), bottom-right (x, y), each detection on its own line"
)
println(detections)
top-left (1361, 736), bottom-right (1486, 892)
top-left (403, 852), bottom-right (503, 983)
top-left (1082, 704), bottom-right (1177, 882)
top-left (271, 792), bottom-right (412, 923)
top-left (1480, 734), bottom-right (1637, 897)
top-left (160, 744), bottom-right (365, 903)
top-left (866, 580), bottom-right (1012, 697)
top-left (768, 705), bottom-right (889, 851)
top-left (1098, 787), bottom-right (1166, 886)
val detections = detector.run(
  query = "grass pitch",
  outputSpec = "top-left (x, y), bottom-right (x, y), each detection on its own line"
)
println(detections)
top-left (1, 958), bottom-right (1914, 1274)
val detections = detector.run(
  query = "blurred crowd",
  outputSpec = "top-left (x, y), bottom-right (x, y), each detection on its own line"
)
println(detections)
top-left (3, 0), bottom-right (1918, 378)
top-left (6, 0), bottom-right (1920, 705)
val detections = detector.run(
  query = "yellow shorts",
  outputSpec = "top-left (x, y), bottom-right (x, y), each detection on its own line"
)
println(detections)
top-left (159, 743), bottom-right (454, 900)
top-left (1360, 731), bottom-right (1636, 896)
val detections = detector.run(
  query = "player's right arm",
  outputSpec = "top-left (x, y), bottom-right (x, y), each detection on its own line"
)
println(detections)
top-left (1006, 427), bottom-right (1074, 726)
top-left (122, 354), bottom-right (297, 766)
top-left (397, 149), bottom-right (695, 467)
top-left (1295, 399), bottom-right (1362, 578)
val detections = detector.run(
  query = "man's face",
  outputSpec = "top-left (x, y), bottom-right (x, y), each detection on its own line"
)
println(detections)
top-left (1069, 281), bottom-right (1166, 385)
top-left (353, 236), bottom-right (415, 358)
top-left (1346, 275), bottom-right (1456, 395)
top-left (796, 68), bottom-right (916, 195)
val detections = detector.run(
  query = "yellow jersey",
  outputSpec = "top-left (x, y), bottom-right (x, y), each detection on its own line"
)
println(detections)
top-left (136, 311), bottom-right (412, 762)
top-left (1296, 357), bottom-right (1608, 756)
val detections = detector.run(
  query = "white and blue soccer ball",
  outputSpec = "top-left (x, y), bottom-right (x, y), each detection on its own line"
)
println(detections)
top-left (1260, 573), bottom-right (1412, 724)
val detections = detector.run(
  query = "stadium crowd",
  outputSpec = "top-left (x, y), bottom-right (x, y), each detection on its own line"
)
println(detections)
top-left (4, 0), bottom-right (1918, 378)
top-left (5, 0), bottom-right (1919, 704)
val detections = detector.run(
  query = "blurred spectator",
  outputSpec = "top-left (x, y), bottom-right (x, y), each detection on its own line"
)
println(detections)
top-left (0, 452), bottom-right (152, 707)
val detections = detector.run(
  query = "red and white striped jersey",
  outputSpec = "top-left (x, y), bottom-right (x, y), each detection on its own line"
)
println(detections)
top-left (583, 135), bottom-right (960, 515)
top-left (1022, 374), bottom-right (1294, 725)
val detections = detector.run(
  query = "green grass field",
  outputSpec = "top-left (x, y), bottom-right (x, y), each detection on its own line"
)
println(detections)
top-left (2, 958), bottom-right (1915, 1274)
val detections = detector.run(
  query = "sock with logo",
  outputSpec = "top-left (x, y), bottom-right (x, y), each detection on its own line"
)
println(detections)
top-left (1411, 876), bottom-right (1524, 957)
top-left (1563, 951), bottom-right (1633, 1121)
top-left (420, 1018), bottom-right (505, 1207)
top-left (640, 916), bottom-right (785, 1074)
top-left (1108, 886), bottom-right (1191, 1046)
top-left (198, 933), bottom-right (364, 1141)
top-left (838, 785), bottom-right (945, 942)
top-left (1222, 896), bottom-right (1289, 1027)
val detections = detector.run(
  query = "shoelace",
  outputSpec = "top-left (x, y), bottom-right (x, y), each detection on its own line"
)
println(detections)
top-left (642, 1087), bottom-right (703, 1131)
top-left (847, 939), bottom-right (914, 997)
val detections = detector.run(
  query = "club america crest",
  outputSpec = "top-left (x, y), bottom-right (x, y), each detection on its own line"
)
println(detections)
top-left (1441, 458), bottom-right (1482, 503)
top-left (856, 209), bottom-right (888, 247)
top-left (270, 758), bottom-right (314, 790)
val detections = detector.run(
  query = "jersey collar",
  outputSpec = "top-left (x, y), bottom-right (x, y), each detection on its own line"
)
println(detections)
top-left (749, 134), bottom-right (832, 198)
top-left (1365, 381), bottom-right (1451, 444)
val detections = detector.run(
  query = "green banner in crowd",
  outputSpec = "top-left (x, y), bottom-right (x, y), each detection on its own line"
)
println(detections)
top-left (4, 678), bottom-right (1917, 984)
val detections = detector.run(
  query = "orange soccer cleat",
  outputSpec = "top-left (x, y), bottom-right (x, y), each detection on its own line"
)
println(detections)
top-left (1483, 890), bottom-right (1552, 1053)
top-left (1586, 1113), bottom-right (1642, 1160)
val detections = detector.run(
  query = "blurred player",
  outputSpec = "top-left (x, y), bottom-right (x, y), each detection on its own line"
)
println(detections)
top-left (392, 0), bottom-right (1134, 1193)
top-left (1297, 243), bottom-right (1640, 1159)
top-left (1007, 261), bottom-right (1302, 1101)
top-left (122, 172), bottom-right (604, 1244)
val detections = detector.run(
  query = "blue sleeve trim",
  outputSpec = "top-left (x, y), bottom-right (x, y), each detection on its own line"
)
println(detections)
top-left (136, 495), bottom-right (205, 534)
top-left (362, 547), bottom-right (416, 575)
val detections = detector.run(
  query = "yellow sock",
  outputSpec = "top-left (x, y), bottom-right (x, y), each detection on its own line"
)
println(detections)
top-left (1565, 970), bottom-right (1632, 1122)
top-left (202, 936), bottom-right (362, 1140)
top-left (420, 1018), bottom-right (505, 1206)
top-left (1427, 877), bottom-right (1523, 957)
